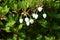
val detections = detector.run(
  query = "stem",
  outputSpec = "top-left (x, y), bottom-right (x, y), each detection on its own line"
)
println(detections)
top-left (13, 29), bottom-right (19, 40)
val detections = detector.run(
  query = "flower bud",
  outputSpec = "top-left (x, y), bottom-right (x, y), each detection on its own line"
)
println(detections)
top-left (19, 18), bottom-right (23, 23)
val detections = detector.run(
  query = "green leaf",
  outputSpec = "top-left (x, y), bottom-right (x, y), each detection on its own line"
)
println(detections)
top-left (18, 24), bottom-right (23, 30)
top-left (54, 14), bottom-right (60, 19)
top-left (45, 36), bottom-right (55, 40)
top-left (12, 35), bottom-right (17, 40)
top-left (14, 14), bottom-right (19, 21)
top-left (19, 38), bottom-right (24, 40)
top-left (39, 19), bottom-right (48, 28)
top-left (36, 34), bottom-right (42, 40)
top-left (0, 6), bottom-right (2, 11)
top-left (17, 2), bottom-right (21, 10)
top-left (19, 32), bottom-right (26, 38)
top-left (7, 38), bottom-right (12, 40)
top-left (52, 23), bottom-right (60, 30)
top-left (5, 27), bottom-right (10, 32)
top-left (53, 1), bottom-right (60, 9)
top-left (21, 1), bottom-right (27, 10)
top-left (26, 2), bottom-right (30, 9)
top-left (30, 0), bottom-right (36, 8)
top-left (2, 5), bottom-right (9, 15)
top-left (6, 20), bottom-right (16, 27)
top-left (0, 21), bottom-right (3, 25)
top-left (13, 3), bottom-right (18, 10)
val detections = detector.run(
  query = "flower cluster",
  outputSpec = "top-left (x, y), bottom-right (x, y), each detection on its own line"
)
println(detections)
top-left (19, 7), bottom-right (47, 26)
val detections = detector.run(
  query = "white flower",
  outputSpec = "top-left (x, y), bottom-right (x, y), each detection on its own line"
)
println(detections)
top-left (30, 19), bottom-right (34, 24)
top-left (43, 13), bottom-right (47, 18)
top-left (34, 14), bottom-right (38, 19)
top-left (26, 21), bottom-right (30, 26)
top-left (21, 12), bottom-right (24, 15)
top-left (37, 7), bottom-right (43, 12)
top-left (25, 17), bottom-right (29, 22)
top-left (32, 13), bottom-right (38, 19)
top-left (19, 18), bottom-right (23, 23)
top-left (32, 13), bottom-right (35, 18)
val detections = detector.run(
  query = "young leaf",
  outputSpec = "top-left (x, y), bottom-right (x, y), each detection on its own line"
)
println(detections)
top-left (5, 27), bottom-right (10, 32)
top-left (5, 20), bottom-right (16, 27)
top-left (2, 5), bottom-right (9, 15)
top-left (18, 24), bottom-right (23, 30)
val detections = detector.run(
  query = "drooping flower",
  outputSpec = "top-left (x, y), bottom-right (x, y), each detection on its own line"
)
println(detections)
top-left (32, 13), bottom-right (38, 19)
top-left (34, 14), bottom-right (38, 19)
top-left (19, 18), bottom-right (23, 23)
top-left (25, 17), bottom-right (29, 22)
top-left (30, 19), bottom-right (34, 24)
top-left (26, 21), bottom-right (30, 26)
top-left (32, 13), bottom-right (36, 18)
top-left (37, 7), bottom-right (43, 12)
top-left (43, 13), bottom-right (47, 18)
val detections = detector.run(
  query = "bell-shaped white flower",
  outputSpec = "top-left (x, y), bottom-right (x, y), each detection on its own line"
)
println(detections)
top-left (19, 18), bottom-right (23, 23)
top-left (30, 19), bottom-right (34, 24)
top-left (34, 14), bottom-right (38, 19)
top-left (32, 13), bottom-right (38, 19)
top-left (25, 17), bottom-right (29, 22)
top-left (43, 13), bottom-right (47, 18)
top-left (32, 13), bottom-right (35, 18)
top-left (37, 7), bottom-right (43, 12)
top-left (26, 21), bottom-right (30, 26)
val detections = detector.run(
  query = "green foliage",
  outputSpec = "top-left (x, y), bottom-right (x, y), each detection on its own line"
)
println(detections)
top-left (18, 24), bottom-right (23, 30)
top-left (52, 23), bottom-right (60, 30)
top-left (0, 5), bottom-right (9, 15)
top-left (39, 19), bottom-right (48, 28)
top-left (0, 0), bottom-right (60, 40)
top-left (45, 36), bottom-right (55, 40)
top-left (36, 34), bottom-right (42, 40)
top-left (5, 26), bottom-right (10, 32)
top-left (0, 21), bottom-right (3, 25)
